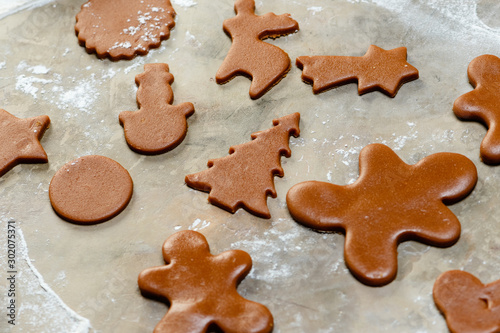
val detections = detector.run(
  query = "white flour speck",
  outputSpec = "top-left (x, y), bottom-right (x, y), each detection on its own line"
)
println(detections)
top-left (171, 0), bottom-right (197, 8)
top-left (31, 65), bottom-right (50, 75)
top-left (307, 6), bottom-right (323, 15)
top-left (188, 218), bottom-right (211, 231)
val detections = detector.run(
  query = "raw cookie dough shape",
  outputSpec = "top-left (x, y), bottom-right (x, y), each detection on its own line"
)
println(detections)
top-left (286, 143), bottom-right (477, 286)
top-left (75, 0), bottom-right (176, 60)
top-left (49, 155), bottom-right (133, 224)
top-left (119, 63), bottom-right (194, 154)
top-left (433, 270), bottom-right (500, 333)
top-left (138, 230), bottom-right (274, 333)
top-left (296, 45), bottom-right (419, 97)
top-left (216, 0), bottom-right (299, 99)
top-left (185, 112), bottom-right (300, 219)
top-left (453, 54), bottom-right (500, 165)
top-left (0, 109), bottom-right (50, 178)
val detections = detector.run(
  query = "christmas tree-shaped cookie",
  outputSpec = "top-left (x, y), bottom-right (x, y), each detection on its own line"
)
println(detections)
top-left (119, 63), bottom-right (194, 154)
top-left (185, 113), bottom-right (300, 219)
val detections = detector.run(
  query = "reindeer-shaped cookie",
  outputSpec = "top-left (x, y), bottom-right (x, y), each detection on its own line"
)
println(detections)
top-left (453, 54), bottom-right (500, 164)
top-left (138, 230), bottom-right (273, 333)
top-left (286, 144), bottom-right (477, 286)
top-left (216, 0), bottom-right (299, 99)
top-left (119, 63), bottom-right (194, 154)
top-left (433, 270), bottom-right (500, 333)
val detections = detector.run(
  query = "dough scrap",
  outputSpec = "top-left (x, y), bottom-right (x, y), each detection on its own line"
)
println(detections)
top-left (286, 143), bottom-right (477, 286)
top-left (138, 230), bottom-right (274, 333)
top-left (75, 0), bottom-right (176, 60)
top-left (216, 0), bottom-right (299, 99)
top-left (49, 155), bottom-right (133, 224)
top-left (185, 113), bottom-right (300, 219)
top-left (0, 109), bottom-right (50, 177)
top-left (296, 45), bottom-right (419, 97)
top-left (433, 270), bottom-right (500, 333)
top-left (119, 63), bottom-right (194, 154)
top-left (453, 54), bottom-right (500, 164)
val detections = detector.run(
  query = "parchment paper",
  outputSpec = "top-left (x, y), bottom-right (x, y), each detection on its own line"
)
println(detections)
top-left (0, 0), bottom-right (499, 332)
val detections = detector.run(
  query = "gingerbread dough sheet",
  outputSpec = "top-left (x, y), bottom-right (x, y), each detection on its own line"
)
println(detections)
top-left (1, 1), bottom-right (500, 333)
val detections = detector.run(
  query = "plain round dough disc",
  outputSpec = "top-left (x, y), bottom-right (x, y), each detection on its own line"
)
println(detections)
top-left (49, 155), bottom-right (133, 224)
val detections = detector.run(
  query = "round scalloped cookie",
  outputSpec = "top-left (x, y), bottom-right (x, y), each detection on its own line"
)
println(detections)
top-left (75, 0), bottom-right (176, 60)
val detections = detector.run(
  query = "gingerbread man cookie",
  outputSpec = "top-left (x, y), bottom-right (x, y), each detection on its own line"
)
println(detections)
top-left (286, 144), bottom-right (477, 286)
top-left (75, 0), bottom-right (176, 60)
top-left (296, 45), bottom-right (419, 97)
top-left (433, 270), bottom-right (500, 333)
top-left (0, 109), bottom-right (50, 177)
top-left (119, 63), bottom-right (194, 154)
top-left (185, 113), bottom-right (300, 219)
top-left (216, 0), bottom-right (299, 99)
top-left (138, 230), bottom-right (274, 333)
top-left (453, 54), bottom-right (500, 164)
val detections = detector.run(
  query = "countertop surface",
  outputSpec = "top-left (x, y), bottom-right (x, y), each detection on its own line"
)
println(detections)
top-left (1, 0), bottom-right (499, 332)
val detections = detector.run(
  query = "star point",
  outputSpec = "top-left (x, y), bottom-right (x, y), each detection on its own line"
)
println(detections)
top-left (0, 109), bottom-right (50, 177)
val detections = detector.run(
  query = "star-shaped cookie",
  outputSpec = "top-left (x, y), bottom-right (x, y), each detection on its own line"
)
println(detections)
top-left (296, 45), bottom-right (419, 97)
top-left (286, 143), bottom-right (477, 286)
top-left (0, 109), bottom-right (50, 177)
top-left (453, 54), bottom-right (500, 164)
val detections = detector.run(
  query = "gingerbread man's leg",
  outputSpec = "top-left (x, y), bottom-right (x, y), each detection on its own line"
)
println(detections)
top-left (344, 231), bottom-right (399, 286)
top-left (153, 305), bottom-right (211, 333)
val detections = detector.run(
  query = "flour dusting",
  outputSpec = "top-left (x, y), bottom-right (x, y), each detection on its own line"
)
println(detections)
top-left (0, 221), bottom-right (92, 332)
top-left (231, 218), bottom-right (346, 281)
top-left (370, 0), bottom-right (500, 41)
top-left (172, 0), bottom-right (197, 8)
top-left (307, 6), bottom-right (323, 15)
top-left (188, 218), bottom-right (211, 231)
top-left (15, 61), bottom-right (105, 116)
top-left (0, 0), bottom-right (55, 20)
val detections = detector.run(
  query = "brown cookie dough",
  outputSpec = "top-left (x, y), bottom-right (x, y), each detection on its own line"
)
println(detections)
top-left (453, 54), bottom-right (500, 164)
top-left (119, 63), bottom-right (194, 155)
top-left (49, 155), bottom-right (133, 224)
top-left (185, 113), bottom-right (300, 219)
top-left (296, 45), bottom-right (419, 97)
top-left (286, 143), bottom-right (477, 286)
top-left (0, 109), bottom-right (50, 177)
top-left (138, 230), bottom-right (274, 333)
top-left (75, 0), bottom-right (176, 60)
top-left (433, 270), bottom-right (500, 333)
top-left (216, 0), bottom-right (299, 99)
